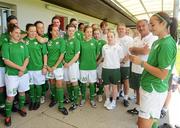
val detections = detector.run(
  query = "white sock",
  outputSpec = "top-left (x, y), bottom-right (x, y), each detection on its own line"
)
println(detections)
top-left (106, 98), bottom-right (110, 102)
top-left (162, 107), bottom-right (168, 112)
top-left (136, 106), bottom-right (140, 111)
top-left (112, 100), bottom-right (116, 105)
top-left (124, 95), bottom-right (128, 100)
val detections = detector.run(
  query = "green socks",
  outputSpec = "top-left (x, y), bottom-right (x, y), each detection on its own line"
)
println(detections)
top-left (19, 95), bottom-right (25, 110)
top-left (97, 83), bottom-right (104, 95)
top-left (81, 83), bottom-right (86, 100)
top-left (152, 121), bottom-right (158, 128)
top-left (30, 85), bottom-right (42, 103)
top-left (89, 84), bottom-right (95, 101)
top-left (29, 85), bottom-right (35, 103)
top-left (67, 84), bottom-right (73, 101)
top-left (56, 88), bottom-right (64, 109)
top-left (50, 85), bottom-right (56, 99)
top-left (0, 91), bottom-right (5, 106)
top-left (35, 85), bottom-right (42, 102)
top-left (5, 101), bottom-right (13, 117)
top-left (73, 86), bottom-right (79, 104)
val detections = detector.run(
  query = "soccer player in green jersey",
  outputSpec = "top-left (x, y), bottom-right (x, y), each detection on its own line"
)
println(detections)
top-left (47, 24), bottom-right (68, 115)
top-left (34, 21), bottom-right (49, 104)
top-left (2, 24), bottom-right (29, 126)
top-left (24, 24), bottom-right (47, 110)
top-left (64, 24), bottom-right (80, 111)
top-left (130, 12), bottom-right (177, 128)
top-left (70, 18), bottom-right (84, 41)
top-left (79, 25), bottom-right (98, 108)
top-left (94, 28), bottom-right (106, 102)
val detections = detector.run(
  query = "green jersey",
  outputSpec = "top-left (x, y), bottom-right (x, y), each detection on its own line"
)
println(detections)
top-left (75, 31), bottom-right (84, 41)
top-left (24, 37), bottom-right (47, 70)
top-left (0, 33), bottom-right (8, 67)
top-left (141, 35), bottom-right (177, 93)
top-left (47, 37), bottom-right (65, 68)
top-left (64, 37), bottom-right (80, 63)
top-left (2, 41), bottom-right (29, 75)
top-left (96, 39), bottom-right (106, 58)
top-left (79, 38), bottom-right (98, 70)
top-left (42, 33), bottom-right (48, 39)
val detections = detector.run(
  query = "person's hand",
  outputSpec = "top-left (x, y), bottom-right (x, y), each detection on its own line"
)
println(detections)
top-left (19, 65), bottom-right (26, 72)
top-left (64, 63), bottom-right (70, 68)
top-left (129, 47), bottom-right (135, 55)
top-left (47, 66), bottom-right (53, 73)
top-left (18, 71), bottom-right (24, 77)
top-left (129, 55), bottom-right (142, 65)
top-left (42, 67), bottom-right (47, 75)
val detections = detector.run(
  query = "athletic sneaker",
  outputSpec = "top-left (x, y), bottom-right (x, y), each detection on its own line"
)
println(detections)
top-left (160, 109), bottom-right (167, 118)
top-left (90, 100), bottom-right (96, 108)
top-left (98, 95), bottom-right (103, 102)
top-left (119, 90), bottom-right (124, 97)
top-left (0, 104), bottom-right (5, 108)
top-left (79, 100), bottom-right (85, 107)
top-left (123, 99), bottom-right (129, 107)
top-left (40, 96), bottom-right (45, 104)
top-left (58, 107), bottom-right (68, 115)
top-left (127, 108), bottom-right (139, 115)
top-left (5, 117), bottom-right (11, 127)
top-left (106, 102), bottom-right (116, 110)
top-left (18, 108), bottom-right (27, 117)
top-left (104, 100), bottom-right (111, 108)
top-left (69, 104), bottom-right (78, 111)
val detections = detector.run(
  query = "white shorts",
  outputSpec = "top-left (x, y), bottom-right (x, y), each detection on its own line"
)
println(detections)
top-left (46, 68), bottom-right (63, 80)
top-left (5, 73), bottom-right (30, 97)
top-left (0, 67), bottom-right (5, 87)
top-left (80, 70), bottom-right (97, 83)
top-left (64, 63), bottom-right (79, 82)
top-left (28, 70), bottom-right (45, 85)
top-left (97, 63), bottom-right (103, 79)
top-left (139, 87), bottom-right (167, 119)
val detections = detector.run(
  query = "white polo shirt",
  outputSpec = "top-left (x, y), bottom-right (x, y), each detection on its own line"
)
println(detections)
top-left (116, 35), bottom-right (133, 67)
top-left (102, 43), bottom-right (124, 69)
top-left (131, 33), bottom-right (158, 74)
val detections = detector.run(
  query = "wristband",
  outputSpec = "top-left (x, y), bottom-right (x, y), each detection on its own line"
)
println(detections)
top-left (141, 61), bottom-right (144, 67)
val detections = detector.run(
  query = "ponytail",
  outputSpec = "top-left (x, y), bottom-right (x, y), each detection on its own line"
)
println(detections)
top-left (153, 12), bottom-right (178, 42)
top-left (170, 17), bottom-right (177, 42)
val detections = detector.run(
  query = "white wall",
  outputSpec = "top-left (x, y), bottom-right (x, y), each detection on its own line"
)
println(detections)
top-left (0, 0), bottom-right (116, 32)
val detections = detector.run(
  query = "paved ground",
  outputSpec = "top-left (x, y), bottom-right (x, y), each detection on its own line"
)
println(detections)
top-left (0, 88), bottom-right (179, 128)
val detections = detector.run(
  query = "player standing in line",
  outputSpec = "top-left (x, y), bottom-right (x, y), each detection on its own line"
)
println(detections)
top-left (63, 24), bottom-right (80, 111)
top-left (24, 24), bottom-right (47, 110)
top-left (34, 21), bottom-right (49, 104)
top-left (2, 24), bottom-right (29, 126)
top-left (47, 24), bottom-right (68, 115)
top-left (116, 23), bottom-right (133, 107)
top-left (79, 25), bottom-right (98, 108)
top-left (94, 28), bottom-right (106, 102)
top-left (100, 31), bottom-right (124, 110)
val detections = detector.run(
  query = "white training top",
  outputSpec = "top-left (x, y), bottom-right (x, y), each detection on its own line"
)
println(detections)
top-left (116, 35), bottom-right (134, 67)
top-left (102, 43), bottom-right (124, 69)
top-left (131, 33), bottom-right (158, 74)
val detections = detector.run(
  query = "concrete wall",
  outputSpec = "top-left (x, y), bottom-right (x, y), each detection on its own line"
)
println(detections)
top-left (0, 0), bottom-right (116, 32)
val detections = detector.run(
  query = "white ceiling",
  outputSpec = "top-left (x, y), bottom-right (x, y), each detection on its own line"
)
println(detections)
top-left (111, 0), bottom-right (180, 20)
